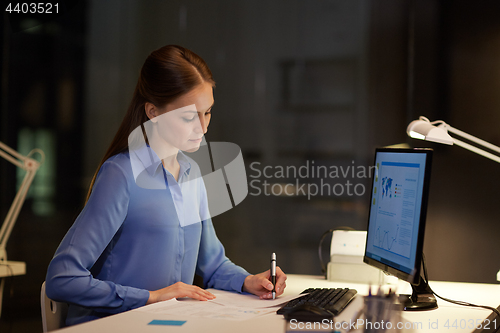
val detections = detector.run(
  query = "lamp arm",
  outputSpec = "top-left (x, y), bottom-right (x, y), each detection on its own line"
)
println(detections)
top-left (445, 125), bottom-right (500, 155)
top-left (0, 169), bottom-right (37, 252)
top-left (0, 149), bottom-right (24, 169)
top-left (0, 141), bottom-right (44, 259)
top-left (452, 138), bottom-right (500, 164)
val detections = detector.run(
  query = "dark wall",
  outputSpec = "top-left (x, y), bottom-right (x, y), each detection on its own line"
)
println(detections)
top-left (1, 1), bottom-right (88, 328)
top-left (1, 0), bottom-right (500, 330)
top-left (419, 0), bottom-right (500, 284)
top-left (369, 0), bottom-right (500, 284)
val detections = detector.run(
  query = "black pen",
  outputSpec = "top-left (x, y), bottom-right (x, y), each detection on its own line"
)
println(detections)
top-left (271, 253), bottom-right (276, 299)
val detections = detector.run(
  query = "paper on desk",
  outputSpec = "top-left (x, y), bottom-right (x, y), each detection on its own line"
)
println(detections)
top-left (207, 289), bottom-right (302, 309)
top-left (137, 298), bottom-right (276, 321)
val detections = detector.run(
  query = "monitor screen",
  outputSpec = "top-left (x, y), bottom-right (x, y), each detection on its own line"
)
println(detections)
top-left (364, 148), bottom-right (433, 284)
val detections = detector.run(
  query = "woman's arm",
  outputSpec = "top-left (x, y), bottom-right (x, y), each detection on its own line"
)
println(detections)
top-left (147, 282), bottom-right (215, 304)
top-left (193, 172), bottom-right (250, 291)
top-left (192, 164), bottom-right (287, 297)
top-left (195, 217), bottom-right (250, 292)
top-left (45, 160), bottom-right (149, 314)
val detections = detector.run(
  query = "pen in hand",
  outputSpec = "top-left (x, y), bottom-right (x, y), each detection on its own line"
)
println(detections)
top-left (271, 253), bottom-right (276, 299)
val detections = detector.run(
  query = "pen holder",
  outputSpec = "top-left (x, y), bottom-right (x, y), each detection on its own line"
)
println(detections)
top-left (362, 294), bottom-right (402, 333)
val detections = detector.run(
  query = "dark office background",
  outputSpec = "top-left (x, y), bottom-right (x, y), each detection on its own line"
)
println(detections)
top-left (1, 0), bottom-right (499, 331)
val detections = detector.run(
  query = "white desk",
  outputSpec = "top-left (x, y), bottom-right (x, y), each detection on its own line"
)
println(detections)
top-left (54, 274), bottom-right (500, 333)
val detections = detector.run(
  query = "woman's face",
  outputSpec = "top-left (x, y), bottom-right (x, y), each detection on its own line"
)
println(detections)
top-left (148, 82), bottom-right (214, 154)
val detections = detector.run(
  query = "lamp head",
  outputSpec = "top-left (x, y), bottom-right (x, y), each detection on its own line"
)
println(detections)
top-left (407, 116), bottom-right (454, 145)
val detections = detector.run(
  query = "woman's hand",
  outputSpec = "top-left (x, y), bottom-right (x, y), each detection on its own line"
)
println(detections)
top-left (242, 266), bottom-right (287, 299)
top-left (147, 282), bottom-right (216, 304)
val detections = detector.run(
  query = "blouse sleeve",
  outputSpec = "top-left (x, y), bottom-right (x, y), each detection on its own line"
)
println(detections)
top-left (45, 160), bottom-right (150, 314)
top-left (196, 219), bottom-right (250, 292)
top-left (195, 176), bottom-right (250, 292)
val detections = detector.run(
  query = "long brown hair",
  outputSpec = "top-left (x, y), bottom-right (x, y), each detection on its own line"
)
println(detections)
top-left (86, 45), bottom-right (215, 202)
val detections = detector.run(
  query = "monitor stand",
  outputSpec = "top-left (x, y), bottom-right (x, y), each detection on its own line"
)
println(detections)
top-left (399, 275), bottom-right (438, 311)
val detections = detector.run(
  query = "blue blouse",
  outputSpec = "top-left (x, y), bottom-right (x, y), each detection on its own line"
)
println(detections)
top-left (45, 145), bottom-right (249, 326)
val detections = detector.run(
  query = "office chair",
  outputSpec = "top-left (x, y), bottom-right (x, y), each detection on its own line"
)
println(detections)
top-left (40, 281), bottom-right (68, 332)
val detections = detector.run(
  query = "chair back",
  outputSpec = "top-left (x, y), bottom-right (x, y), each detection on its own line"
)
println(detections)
top-left (40, 281), bottom-right (68, 332)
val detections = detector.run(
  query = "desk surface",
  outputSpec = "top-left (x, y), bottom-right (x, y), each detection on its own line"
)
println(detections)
top-left (55, 274), bottom-right (500, 333)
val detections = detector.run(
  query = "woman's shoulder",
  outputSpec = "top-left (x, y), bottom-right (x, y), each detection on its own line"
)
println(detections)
top-left (99, 150), bottom-right (133, 177)
top-left (105, 150), bottom-right (130, 163)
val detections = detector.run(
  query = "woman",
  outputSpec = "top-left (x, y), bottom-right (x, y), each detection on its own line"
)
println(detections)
top-left (45, 45), bottom-right (286, 326)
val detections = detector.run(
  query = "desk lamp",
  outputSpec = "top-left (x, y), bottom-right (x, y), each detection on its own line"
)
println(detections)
top-left (407, 116), bottom-right (500, 163)
top-left (406, 116), bottom-right (500, 282)
top-left (0, 141), bottom-right (44, 316)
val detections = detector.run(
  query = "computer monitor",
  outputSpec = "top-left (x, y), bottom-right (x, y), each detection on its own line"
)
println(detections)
top-left (363, 148), bottom-right (437, 311)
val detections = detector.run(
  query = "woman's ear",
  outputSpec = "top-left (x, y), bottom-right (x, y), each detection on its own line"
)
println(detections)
top-left (145, 102), bottom-right (158, 123)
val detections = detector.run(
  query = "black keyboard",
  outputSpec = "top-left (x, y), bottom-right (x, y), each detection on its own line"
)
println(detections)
top-left (277, 288), bottom-right (357, 322)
